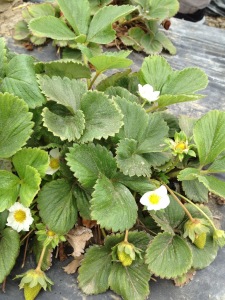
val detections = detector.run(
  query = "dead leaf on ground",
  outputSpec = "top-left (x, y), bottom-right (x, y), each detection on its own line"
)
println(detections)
top-left (63, 255), bottom-right (84, 274)
top-left (66, 226), bottom-right (93, 258)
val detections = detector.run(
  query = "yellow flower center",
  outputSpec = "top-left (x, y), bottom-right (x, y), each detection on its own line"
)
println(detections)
top-left (148, 194), bottom-right (160, 205)
top-left (47, 230), bottom-right (55, 237)
top-left (14, 210), bottom-right (26, 223)
top-left (49, 158), bottom-right (59, 169)
top-left (175, 142), bottom-right (186, 151)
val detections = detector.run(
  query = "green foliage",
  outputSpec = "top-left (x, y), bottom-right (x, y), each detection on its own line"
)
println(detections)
top-left (91, 175), bottom-right (138, 231)
top-left (37, 179), bottom-right (77, 235)
top-left (145, 232), bottom-right (192, 278)
top-left (78, 231), bottom-right (151, 299)
top-left (13, 0), bottom-right (179, 57)
top-left (0, 93), bottom-right (33, 158)
top-left (1, 55), bottom-right (45, 108)
top-left (0, 228), bottom-right (20, 283)
top-left (1, 19), bottom-right (225, 300)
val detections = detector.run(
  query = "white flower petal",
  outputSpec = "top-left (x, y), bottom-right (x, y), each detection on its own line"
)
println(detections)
top-left (6, 202), bottom-right (33, 232)
top-left (50, 148), bottom-right (60, 159)
top-left (45, 166), bottom-right (59, 175)
top-left (140, 185), bottom-right (170, 211)
top-left (138, 83), bottom-right (160, 102)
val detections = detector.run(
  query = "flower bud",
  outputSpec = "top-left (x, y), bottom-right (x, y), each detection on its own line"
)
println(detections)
top-left (15, 268), bottom-right (54, 298)
top-left (183, 218), bottom-right (210, 243)
top-left (112, 240), bottom-right (142, 267)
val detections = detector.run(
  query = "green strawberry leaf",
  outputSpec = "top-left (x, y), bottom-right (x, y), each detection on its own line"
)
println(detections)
top-left (87, 5), bottom-right (136, 44)
top-left (0, 93), bottom-right (33, 158)
top-left (12, 148), bottom-right (49, 178)
top-left (66, 143), bottom-right (117, 188)
top-left (89, 51), bottom-right (133, 72)
top-left (19, 165), bottom-right (41, 207)
top-left (80, 91), bottom-right (123, 143)
top-left (0, 228), bottom-right (20, 283)
top-left (29, 16), bottom-right (76, 40)
top-left (78, 245), bottom-right (111, 294)
top-left (57, 0), bottom-right (90, 35)
top-left (161, 68), bottom-right (208, 95)
top-left (182, 179), bottom-right (208, 203)
top-left (36, 60), bottom-right (91, 79)
top-left (42, 107), bottom-right (85, 141)
top-left (188, 236), bottom-right (218, 269)
top-left (109, 260), bottom-right (150, 300)
top-left (140, 55), bottom-right (173, 91)
top-left (0, 171), bottom-right (20, 212)
top-left (145, 232), bottom-right (192, 278)
top-left (73, 187), bottom-right (91, 220)
top-left (193, 110), bottom-right (225, 166)
top-left (1, 55), bottom-right (45, 108)
top-left (38, 75), bottom-right (87, 112)
top-left (28, 3), bottom-right (55, 17)
top-left (150, 196), bottom-right (185, 234)
top-left (37, 179), bottom-right (77, 235)
top-left (91, 175), bottom-right (138, 231)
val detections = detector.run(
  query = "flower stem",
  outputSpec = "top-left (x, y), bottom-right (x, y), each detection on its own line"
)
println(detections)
top-left (164, 184), bottom-right (195, 222)
top-left (36, 245), bottom-right (47, 272)
top-left (119, 15), bottom-right (143, 26)
top-left (124, 230), bottom-right (129, 243)
top-left (88, 71), bottom-right (101, 90)
top-left (141, 100), bottom-right (147, 108)
top-left (174, 191), bottom-right (217, 230)
top-left (101, 228), bottom-right (107, 239)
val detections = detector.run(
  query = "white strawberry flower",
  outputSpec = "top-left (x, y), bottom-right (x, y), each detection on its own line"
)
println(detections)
top-left (140, 185), bottom-right (170, 211)
top-left (6, 202), bottom-right (34, 232)
top-left (46, 148), bottom-right (60, 175)
top-left (138, 84), bottom-right (160, 102)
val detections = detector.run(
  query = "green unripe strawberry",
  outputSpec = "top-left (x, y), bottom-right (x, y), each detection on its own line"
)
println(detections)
top-left (24, 283), bottom-right (42, 300)
top-left (117, 251), bottom-right (133, 266)
top-left (194, 232), bottom-right (207, 249)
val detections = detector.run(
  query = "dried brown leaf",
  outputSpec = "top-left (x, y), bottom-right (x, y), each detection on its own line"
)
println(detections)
top-left (63, 255), bottom-right (84, 274)
top-left (66, 226), bottom-right (93, 257)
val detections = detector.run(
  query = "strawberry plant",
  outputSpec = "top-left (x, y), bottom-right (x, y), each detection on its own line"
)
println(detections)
top-left (13, 0), bottom-right (178, 57)
top-left (0, 31), bottom-right (225, 300)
